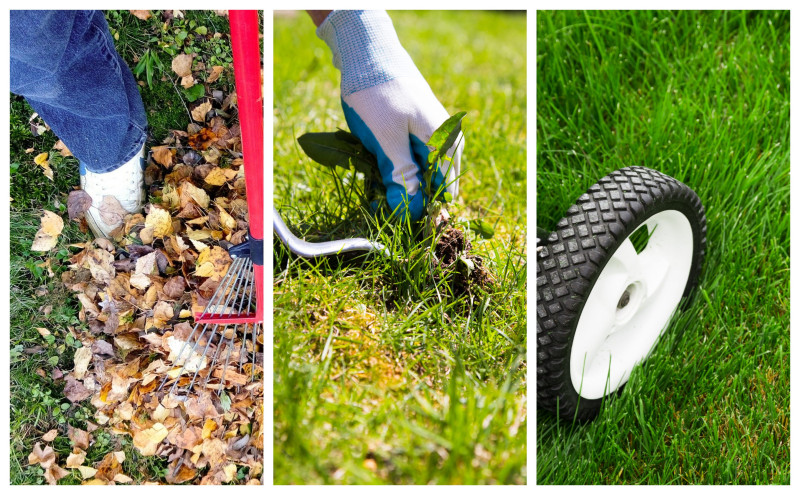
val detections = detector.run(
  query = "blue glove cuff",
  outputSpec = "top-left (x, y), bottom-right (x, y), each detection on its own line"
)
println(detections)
top-left (317, 10), bottom-right (420, 97)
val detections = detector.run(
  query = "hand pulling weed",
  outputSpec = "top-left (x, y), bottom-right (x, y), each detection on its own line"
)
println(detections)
top-left (297, 111), bottom-right (492, 303)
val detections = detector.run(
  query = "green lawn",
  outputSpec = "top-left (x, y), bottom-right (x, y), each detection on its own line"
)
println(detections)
top-left (9, 10), bottom-right (235, 484)
top-left (537, 11), bottom-right (789, 484)
top-left (273, 11), bottom-right (527, 484)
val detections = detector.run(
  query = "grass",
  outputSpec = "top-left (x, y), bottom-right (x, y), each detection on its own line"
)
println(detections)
top-left (537, 11), bottom-right (789, 484)
top-left (273, 11), bottom-right (527, 484)
top-left (9, 10), bottom-right (234, 484)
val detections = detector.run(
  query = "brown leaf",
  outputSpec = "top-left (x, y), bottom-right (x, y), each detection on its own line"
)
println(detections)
top-left (68, 425), bottom-right (91, 450)
top-left (41, 429), bottom-right (58, 442)
top-left (133, 423), bottom-right (169, 456)
top-left (181, 75), bottom-right (196, 89)
top-left (130, 10), bottom-right (151, 20)
top-left (67, 190), bottom-right (93, 220)
top-left (98, 195), bottom-right (128, 228)
top-left (191, 100), bottom-right (213, 122)
top-left (28, 442), bottom-right (56, 468)
top-left (151, 145), bottom-right (176, 168)
top-left (151, 301), bottom-right (175, 330)
top-left (207, 65), bottom-right (224, 83)
top-left (64, 376), bottom-right (92, 403)
top-left (45, 463), bottom-right (69, 485)
top-left (171, 53), bottom-right (194, 77)
top-left (163, 276), bottom-right (187, 299)
top-left (87, 248), bottom-right (116, 285)
top-left (31, 210), bottom-right (64, 252)
top-left (53, 139), bottom-right (73, 157)
top-left (179, 181), bottom-right (211, 209)
top-left (66, 450), bottom-right (87, 468)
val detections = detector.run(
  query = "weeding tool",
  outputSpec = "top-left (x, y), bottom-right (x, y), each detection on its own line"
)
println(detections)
top-left (160, 10), bottom-right (263, 396)
top-left (273, 206), bottom-right (389, 258)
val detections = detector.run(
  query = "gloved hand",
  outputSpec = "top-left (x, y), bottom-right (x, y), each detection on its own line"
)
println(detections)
top-left (317, 10), bottom-right (463, 221)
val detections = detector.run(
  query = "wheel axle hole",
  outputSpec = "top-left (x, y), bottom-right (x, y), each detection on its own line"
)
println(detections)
top-left (617, 284), bottom-right (637, 309)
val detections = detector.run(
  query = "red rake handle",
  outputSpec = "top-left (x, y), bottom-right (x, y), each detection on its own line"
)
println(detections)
top-left (229, 10), bottom-right (263, 242)
top-left (228, 10), bottom-right (264, 322)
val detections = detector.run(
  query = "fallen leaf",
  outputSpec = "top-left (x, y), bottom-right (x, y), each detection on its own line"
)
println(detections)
top-left (113, 473), bottom-right (133, 484)
top-left (204, 166), bottom-right (238, 186)
top-left (66, 450), bottom-right (87, 468)
top-left (42, 429), bottom-right (58, 442)
top-left (34, 152), bottom-right (54, 180)
top-left (181, 74), bottom-right (195, 88)
top-left (28, 442), bottom-right (56, 468)
top-left (64, 376), bottom-right (92, 403)
top-left (163, 276), bottom-right (186, 299)
top-left (151, 301), bottom-right (174, 329)
top-left (67, 190), bottom-right (93, 220)
top-left (194, 246), bottom-right (231, 280)
top-left (218, 205), bottom-right (237, 233)
top-left (133, 423), bottom-right (169, 456)
top-left (73, 346), bottom-right (93, 379)
top-left (145, 207), bottom-right (174, 237)
top-left (68, 425), bottom-right (91, 450)
top-left (77, 466), bottom-right (98, 479)
top-left (36, 327), bottom-right (51, 337)
top-left (53, 139), bottom-right (72, 157)
top-left (130, 10), bottom-right (151, 20)
top-left (45, 464), bottom-right (69, 485)
top-left (166, 335), bottom-right (207, 373)
top-left (180, 181), bottom-right (210, 209)
top-left (207, 65), bottom-right (224, 83)
top-left (171, 53), bottom-right (194, 77)
top-left (151, 145), bottom-right (176, 168)
top-left (31, 210), bottom-right (63, 252)
top-left (191, 100), bottom-right (212, 122)
top-left (86, 248), bottom-right (116, 285)
top-left (98, 195), bottom-right (128, 229)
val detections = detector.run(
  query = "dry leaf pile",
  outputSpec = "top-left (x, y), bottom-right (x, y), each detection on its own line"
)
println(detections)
top-left (46, 80), bottom-right (262, 484)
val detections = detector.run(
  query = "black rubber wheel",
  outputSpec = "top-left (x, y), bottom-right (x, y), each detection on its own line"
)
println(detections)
top-left (537, 166), bottom-right (706, 422)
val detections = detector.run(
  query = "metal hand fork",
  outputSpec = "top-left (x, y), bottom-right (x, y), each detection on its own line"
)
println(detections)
top-left (273, 206), bottom-right (389, 258)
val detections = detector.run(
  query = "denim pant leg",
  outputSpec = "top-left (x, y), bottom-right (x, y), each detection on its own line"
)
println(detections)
top-left (10, 10), bottom-right (147, 173)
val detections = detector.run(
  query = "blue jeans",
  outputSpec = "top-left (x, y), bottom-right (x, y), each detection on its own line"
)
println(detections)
top-left (10, 10), bottom-right (147, 173)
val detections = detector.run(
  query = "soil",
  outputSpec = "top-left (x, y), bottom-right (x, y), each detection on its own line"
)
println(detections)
top-left (434, 227), bottom-right (491, 300)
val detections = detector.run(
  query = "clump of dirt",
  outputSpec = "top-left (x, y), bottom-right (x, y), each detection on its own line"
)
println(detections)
top-left (434, 227), bottom-right (491, 299)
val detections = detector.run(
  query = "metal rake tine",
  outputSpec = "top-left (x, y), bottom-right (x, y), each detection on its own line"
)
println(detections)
top-left (180, 257), bottom-right (254, 392)
top-left (214, 259), bottom-right (255, 391)
top-left (206, 266), bottom-right (251, 390)
top-left (160, 258), bottom-right (244, 394)
top-left (161, 256), bottom-right (249, 394)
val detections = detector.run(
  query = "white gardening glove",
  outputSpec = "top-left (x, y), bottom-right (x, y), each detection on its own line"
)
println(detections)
top-left (317, 10), bottom-right (463, 222)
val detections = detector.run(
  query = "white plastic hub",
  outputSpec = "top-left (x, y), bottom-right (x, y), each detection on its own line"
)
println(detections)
top-left (570, 210), bottom-right (694, 400)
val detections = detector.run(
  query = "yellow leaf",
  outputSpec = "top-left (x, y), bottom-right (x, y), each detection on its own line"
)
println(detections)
top-left (201, 419), bottom-right (217, 439)
top-left (191, 100), bottom-right (212, 122)
top-left (218, 205), bottom-right (237, 233)
top-left (77, 466), bottom-right (97, 479)
top-left (203, 167), bottom-right (232, 186)
top-left (180, 181), bottom-right (211, 209)
top-left (144, 207), bottom-right (174, 237)
top-left (34, 152), bottom-right (49, 166)
top-left (194, 246), bottom-right (231, 280)
top-left (31, 210), bottom-right (63, 252)
top-left (133, 423), bottom-right (169, 456)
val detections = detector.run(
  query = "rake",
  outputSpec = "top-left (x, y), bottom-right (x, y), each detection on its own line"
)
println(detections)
top-left (160, 10), bottom-right (263, 396)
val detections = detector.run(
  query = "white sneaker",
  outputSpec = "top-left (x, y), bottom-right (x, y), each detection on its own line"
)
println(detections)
top-left (80, 144), bottom-right (146, 238)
